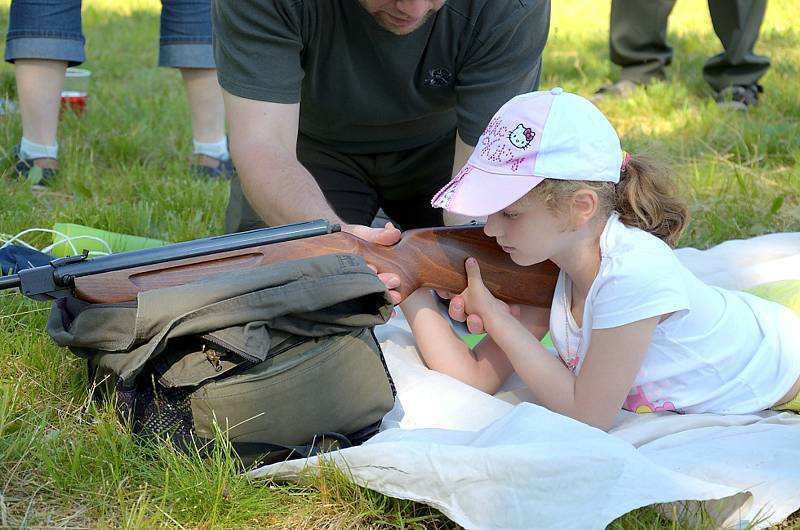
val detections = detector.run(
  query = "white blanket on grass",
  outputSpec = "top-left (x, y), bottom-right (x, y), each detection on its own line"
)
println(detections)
top-left (249, 233), bottom-right (800, 530)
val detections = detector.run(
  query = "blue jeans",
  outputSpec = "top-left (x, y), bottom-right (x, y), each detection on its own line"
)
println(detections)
top-left (4, 0), bottom-right (215, 68)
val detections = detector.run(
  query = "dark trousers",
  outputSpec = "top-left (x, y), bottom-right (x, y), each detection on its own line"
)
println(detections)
top-left (225, 132), bottom-right (454, 233)
top-left (609, 0), bottom-right (770, 91)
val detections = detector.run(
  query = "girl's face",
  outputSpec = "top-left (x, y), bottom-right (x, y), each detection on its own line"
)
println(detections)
top-left (483, 195), bottom-right (569, 266)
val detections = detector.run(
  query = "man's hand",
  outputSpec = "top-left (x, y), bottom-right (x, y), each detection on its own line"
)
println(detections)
top-left (342, 222), bottom-right (401, 246)
top-left (342, 222), bottom-right (403, 303)
top-left (449, 257), bottom-right (520, 333)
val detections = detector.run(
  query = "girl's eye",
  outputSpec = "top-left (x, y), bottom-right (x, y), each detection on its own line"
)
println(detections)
top-left (502, 211), bottom-right (519, 220)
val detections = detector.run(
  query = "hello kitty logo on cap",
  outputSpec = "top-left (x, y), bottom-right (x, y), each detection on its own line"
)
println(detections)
top-left (431, 87), bottom-right (624, 217)
top-left (508, 124), bottom-right (535, 149)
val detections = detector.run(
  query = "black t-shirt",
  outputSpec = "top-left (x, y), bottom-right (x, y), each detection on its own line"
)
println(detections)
top-left (214, 0), bottom-right (550, 153)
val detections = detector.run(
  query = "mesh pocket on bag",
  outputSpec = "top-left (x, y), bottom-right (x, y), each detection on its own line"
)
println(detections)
top-left (115, 374), bottom-right (195, 444)
top-left (137, 384), bottom-right (195, 440)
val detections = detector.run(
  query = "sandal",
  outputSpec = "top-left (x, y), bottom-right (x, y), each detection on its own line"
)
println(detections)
top-left (190, 154), bottom-right (236, 179)
top-left (9, 145), bottom-right (58, 188)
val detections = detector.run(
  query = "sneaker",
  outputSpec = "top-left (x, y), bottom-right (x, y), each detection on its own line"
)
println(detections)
top-left (9, 145), bottom-right (58, 188)
top-left (591, 79), bottom-right (640, 102)
top-left (190, 153), bottom-right (236, 179)
top-left (714, 84), bottom-right (763, 111)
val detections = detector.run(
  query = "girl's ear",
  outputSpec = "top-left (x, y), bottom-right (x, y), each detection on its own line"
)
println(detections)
top-left (570, 189), bottom-right (599, 228)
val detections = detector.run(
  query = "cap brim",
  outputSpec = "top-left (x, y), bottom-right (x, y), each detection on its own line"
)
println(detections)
top-left (431, 164), bottom-right (545, 217)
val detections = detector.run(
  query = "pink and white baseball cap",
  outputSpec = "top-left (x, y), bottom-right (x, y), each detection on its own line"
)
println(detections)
top-left (431, 87), bottom-right (623, 217)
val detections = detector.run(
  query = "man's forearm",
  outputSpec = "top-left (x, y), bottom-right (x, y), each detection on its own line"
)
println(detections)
top-left (222, 90), bottom-right (342, 226)
top-left (236, 149), bottom-right (342, 226)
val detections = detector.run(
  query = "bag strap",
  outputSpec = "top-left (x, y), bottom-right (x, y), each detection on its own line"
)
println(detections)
top-left (231, 431), bottom-right (354, 460)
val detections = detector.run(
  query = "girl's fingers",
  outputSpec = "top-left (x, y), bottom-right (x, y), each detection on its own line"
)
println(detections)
top-left (449, 294), bottom-right (467, 322)
top-left (494, 299), bottom-right (520, 318)
top-left (435, 289), bottom-right (456, 299)
top-left (466, 313), bottom-right (485, 334)
top-left (465, 257), bottom-right (483, 286)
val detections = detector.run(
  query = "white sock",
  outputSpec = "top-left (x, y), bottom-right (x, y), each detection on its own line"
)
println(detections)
top-left (20, 137), bottom-right (58, 160)
top-left (192, 137), bottom-right (229, 161)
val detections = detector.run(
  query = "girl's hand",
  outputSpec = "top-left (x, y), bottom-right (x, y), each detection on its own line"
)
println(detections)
top-left (450, 257), bottom-right (518, 333)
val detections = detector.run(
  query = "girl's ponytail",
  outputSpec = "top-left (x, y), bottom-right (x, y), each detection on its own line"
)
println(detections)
top-left (615, 155), bottom-right (689, 247)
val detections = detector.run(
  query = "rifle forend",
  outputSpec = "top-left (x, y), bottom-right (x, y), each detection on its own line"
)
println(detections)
top-left (1, 220), bottom-right (559, 308)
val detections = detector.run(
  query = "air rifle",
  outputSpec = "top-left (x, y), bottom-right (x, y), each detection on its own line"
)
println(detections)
top-left (0, 219), bottom-right (558, 307)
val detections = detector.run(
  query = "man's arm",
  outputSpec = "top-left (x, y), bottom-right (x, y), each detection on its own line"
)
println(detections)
top-left (224, 90), bottom-right (341, 226)
top-left (223, 89), bottom-right (403, 298)
top-left (442, 133), bottom-right (479, 227)
top-left (451, 132), bottom-right (475, 178)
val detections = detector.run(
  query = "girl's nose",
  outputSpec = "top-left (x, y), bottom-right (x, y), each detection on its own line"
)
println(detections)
top-left (483, 213), bottom-right (501, 237)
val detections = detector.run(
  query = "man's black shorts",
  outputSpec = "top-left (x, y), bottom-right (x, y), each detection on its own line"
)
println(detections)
top-left (225, 131), bottom-right (455, 233)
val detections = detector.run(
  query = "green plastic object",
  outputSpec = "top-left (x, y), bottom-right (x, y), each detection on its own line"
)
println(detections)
top-left (50, 223), bottom-right (169, 257)
top-left (462, 333), bottom-right (486, 349)
top-left (746, 280), bottom-right (800, 317)
top-left (461, 331), bottom-right (554, 349)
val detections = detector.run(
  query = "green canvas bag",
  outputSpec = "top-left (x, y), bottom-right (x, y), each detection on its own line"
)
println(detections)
top-left (47, 254), bottom-right (396, 465)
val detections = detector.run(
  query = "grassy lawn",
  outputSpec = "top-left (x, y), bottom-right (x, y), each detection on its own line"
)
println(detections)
top-left (1, 0), bottom-right (798, 528)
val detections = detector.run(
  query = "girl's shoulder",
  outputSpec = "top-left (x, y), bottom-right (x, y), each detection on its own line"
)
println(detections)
top-left (601, 214), bottom-right (676, 262)
top-left (600, 217), bottom-right (686, 283)
top-left (597, 216), bottom-right (684, 282)
top-left (590, 216), bottom-right (693, 329)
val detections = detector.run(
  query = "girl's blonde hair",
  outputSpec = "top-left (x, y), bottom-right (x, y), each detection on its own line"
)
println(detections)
top-left (525, 155), bottom-right (689, 247)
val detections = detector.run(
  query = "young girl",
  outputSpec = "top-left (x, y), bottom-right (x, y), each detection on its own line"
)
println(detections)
top-left (401, 88), bottom-right (800, 431)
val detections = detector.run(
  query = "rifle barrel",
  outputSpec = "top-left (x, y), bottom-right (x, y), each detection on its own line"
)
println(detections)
top-left (2, 220), bottom-right (339, 300)
top-left (55, 220), bottom-right (338, 282)
top-left (0, 275), bottom-right (21, 290)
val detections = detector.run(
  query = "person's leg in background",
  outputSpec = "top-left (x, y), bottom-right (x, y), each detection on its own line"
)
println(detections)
top-left (705, 0), bottom-right (770, 109)
top-left (159, 0), bottom-right (231, 177)
top-left (594, 0), bottom-right (676, 99)
top-left (4, 0), bottom-right (84, 187)
top-left (181, 68), bottom-right (228, 173)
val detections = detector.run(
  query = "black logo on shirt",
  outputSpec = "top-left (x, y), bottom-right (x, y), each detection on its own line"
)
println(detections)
top-left (424, 67), bottom-right (453, 88)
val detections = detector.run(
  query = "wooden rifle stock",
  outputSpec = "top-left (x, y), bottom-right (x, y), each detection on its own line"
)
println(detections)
top-left (73, 226), bottom-right (559, 307)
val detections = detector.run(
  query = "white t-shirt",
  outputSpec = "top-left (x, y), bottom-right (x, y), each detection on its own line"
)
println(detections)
top-left (548, 214), bottom-right (800, 414)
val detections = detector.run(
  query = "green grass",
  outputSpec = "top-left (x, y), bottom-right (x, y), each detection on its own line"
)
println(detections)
top-left (1, 0), bottom-right (799, 528)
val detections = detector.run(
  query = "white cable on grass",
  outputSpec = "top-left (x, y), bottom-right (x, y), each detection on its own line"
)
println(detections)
top-left (42, 235), bottom-right (113, 256)
top-left (1, 228), bottom-right (113, 257)
top-left (0, 232), bottom-right (38, 249)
